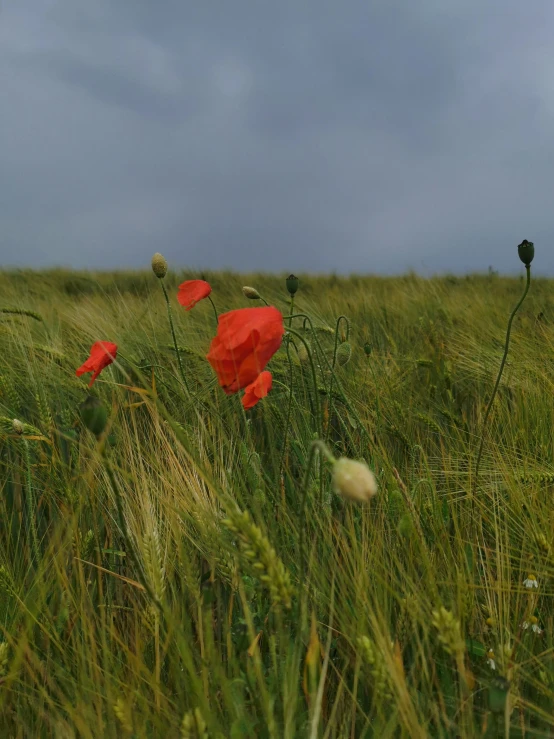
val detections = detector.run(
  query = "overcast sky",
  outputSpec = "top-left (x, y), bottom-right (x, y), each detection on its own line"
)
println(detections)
top-left (1, 1), bottom-right (553, 275)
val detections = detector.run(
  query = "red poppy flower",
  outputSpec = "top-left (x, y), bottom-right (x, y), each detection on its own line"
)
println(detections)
top-left (76, 341), bottom-right (118, 387)
top-left (206, 306), bottom-right (284, 394)
top-left (242, 371), bottom-right (273, 409)
top-left (177, 280), bottom-right (212, 310)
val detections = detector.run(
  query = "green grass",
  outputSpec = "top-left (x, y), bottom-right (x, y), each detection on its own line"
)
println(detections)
top-left (1, 266), bottom-right (554, 738)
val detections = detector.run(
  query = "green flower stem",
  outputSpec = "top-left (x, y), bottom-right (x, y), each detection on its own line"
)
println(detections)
top-left (207, 295), bottom-right (219, 327)
top-left (367, 358), bottom-right (381, 429)
top-left (298, 440), bottom-right (335, 613)
top-left (160, 279), bottom-right (190, 393)
top-left (289, 313), bottom-right (373, 446)
top-left (286, 329), bottom-right (322, 438)
top-left (278, 338), bottom-right (296, 478)
top-left (326, 316), bottom-right (350, 440)
top-left (289, 296), bottom-right (295, 327)
top-left (22, 438), bottom-right (40, 564)
top-left (474, 264), bottom-right (531, 487)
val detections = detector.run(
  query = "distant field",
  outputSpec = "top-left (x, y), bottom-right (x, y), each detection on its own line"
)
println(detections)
top-left (1, 266), bottom-right (553, 737)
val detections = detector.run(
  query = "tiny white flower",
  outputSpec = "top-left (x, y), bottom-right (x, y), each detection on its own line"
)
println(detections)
top-left (522, 616), bottom-right (542, 635)
top-left (486, 649), bottom-right (496, 670)
top-left (523, 574), bottom-right (538, 589)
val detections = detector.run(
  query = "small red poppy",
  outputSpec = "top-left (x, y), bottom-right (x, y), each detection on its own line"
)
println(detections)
top-left (177, 280), bottom-right (212, 310)
top-left (76, 341), bottom-right (118, 387)
top-left (242, 371), bottom-right (273, 409)
top-left (206, 306), bottom-right (284, 394)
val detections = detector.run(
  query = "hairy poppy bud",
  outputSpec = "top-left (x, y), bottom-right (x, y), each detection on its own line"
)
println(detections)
top-left (517, 240), bottom-right (534, 266)
top-left (297, 342), bottom-right (310, 364)
top-left (286, 274), bottom-right (299, 296)
top-left (151, 253), bottom-right (168, 279)
top-left (363, 342), bottom-right (372, 357)
top-left (242, 286), bottom-right (261, 300)
top-left (336, 342), bottom-right (352, 366)
top-left (79, 396), bottom-right (108, 437)
top-left (332, 458), bottom-right (378, 502)
top-left (12, 419), bottom-right (23, 435)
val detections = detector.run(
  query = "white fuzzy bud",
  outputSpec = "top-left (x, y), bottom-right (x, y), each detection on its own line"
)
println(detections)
top-left (332, 458), bottom-right (378, 502)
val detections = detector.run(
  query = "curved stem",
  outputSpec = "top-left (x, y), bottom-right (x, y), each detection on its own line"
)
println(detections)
top-left (160, 280), bottom-right (190, 393)
top-left (326, 316), bottom-right (351, 441)
top-left (474, 265), bottom-right (531, 487)
top-left (286, 329), bottom-right (322, 438)
top-left (290, 313), bottom-right (373, 446)
top-left (207, 295), bottom-right (219, 327)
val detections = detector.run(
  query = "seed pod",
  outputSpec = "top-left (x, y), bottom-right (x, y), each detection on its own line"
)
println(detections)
top-left (286, 274), bottom-right (299, 296)
top-left (79, 396), bottom-right (108, 437)
top-left (336, 342), bottom-right (352, 366)
top-left (363, 342), bottom-right (372, 356)
top-left (151, 252), bottom-right (168, 279)
top-left (517, 239), bottom-right (534, 266)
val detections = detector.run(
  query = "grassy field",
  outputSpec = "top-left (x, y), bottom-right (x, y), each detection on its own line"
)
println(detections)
top-left (1, 263), bottom-right (553, 738)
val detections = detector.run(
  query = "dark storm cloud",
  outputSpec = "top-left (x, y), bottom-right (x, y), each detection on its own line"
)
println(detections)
top-left (1, 0), bottom-right (554, 274)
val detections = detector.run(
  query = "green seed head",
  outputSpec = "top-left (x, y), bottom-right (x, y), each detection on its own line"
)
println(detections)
top-left (151, 252), bottom-right (168, 279)
top-left (286, 274), bottom-right (299, 296)
top-left (79, 396), bottom-right (108, 437)
top-left (12, 419), bottom-right (24, 435)
top-left (517, 239), bottom-right (534, 266)
top-left (363, 342), bottom-right (372, 357)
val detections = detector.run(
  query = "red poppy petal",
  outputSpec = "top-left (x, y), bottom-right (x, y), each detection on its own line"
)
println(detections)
top-left (206, 307), bottom-right (283, 395)
top-left (241, 372), bottom-right (272, 409)
top-left (76, 342), bottom-right (117, 382)
top-left (177, 280), bottom-right (212, 310)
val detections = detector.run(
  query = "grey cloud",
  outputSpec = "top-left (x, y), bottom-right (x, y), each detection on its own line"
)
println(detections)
top-left (1, 0), bottom-right (554, 275)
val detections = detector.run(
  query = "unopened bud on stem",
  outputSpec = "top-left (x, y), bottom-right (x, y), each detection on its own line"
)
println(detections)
top-left (336, 342), bottom-right (352, 366)
top-left (332, 457), bottom-right (378, 502)
top-left (242, 286), bottom-right (261, 300)
top-left (151, 253), bottom-right (168, 279)
top-left (79, 396), bottom-right (108, 437)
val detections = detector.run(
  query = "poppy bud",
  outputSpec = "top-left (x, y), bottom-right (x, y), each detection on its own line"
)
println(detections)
top-left (242, 286), bottom-right (261, 300)
top-left (79, 395), bottom-right (108, 437)
top-left (363, 342), bottom-right (372, 357)
top-left (332, 458), bottom-right (378, 502)
top-left (517, 240), bottom-right (534, 266)
top-left (286, 274), bottom-right (299, 296)
top-left (12, 419), bottom-right (23, 435)
top-left (297, 342), bottom-right (310, 364)
top-left (151, 253), bottom-right (168, 279)
top-left (336, 342), bottom-right (352, 366)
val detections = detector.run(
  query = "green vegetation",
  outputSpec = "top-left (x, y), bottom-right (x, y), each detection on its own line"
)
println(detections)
top-left (1, 264), bottom-right (553, 737)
